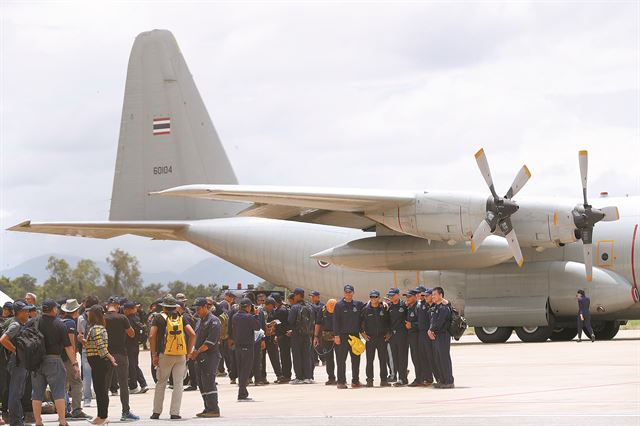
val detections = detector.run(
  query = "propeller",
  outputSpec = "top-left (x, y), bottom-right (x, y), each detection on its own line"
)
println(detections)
top-left (471, 148), bottom-right (531, 267)
top-left (571, 150), bottom-right (620, 282)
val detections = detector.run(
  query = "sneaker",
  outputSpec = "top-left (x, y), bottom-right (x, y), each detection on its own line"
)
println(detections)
top-left (380, 381), bottom-right (391, 387)
top-left (576, 338), bottom-right (582, 343)
top-left (184, 385), bottom-right (198, 391)
top-left (337, 383), bottom-right (348, 389)
top-left (216, 371), bottom-right (227, 377)
top-left (150, 413), bottom-right (160, 420)
top-left (170, 415), bottom-right (181, 420)
top-left (237, 397), bottom-right (254, 402)
top-left (302, 379), bottom-right (314, 384)
top-left (325, 378), bottom-right (336, 385)
top-left (433, 383), bottom-right (443, 388)
top-left (350, 382), bottom-right (363, 389)
top-left (71, 409), bottom-right (91, 419)
top-left (139, 386), bottom-right (149, 394)
top-left (121, 411), bottom-right (140, 421)
top-left (591, 334), bottom-right (596, 343)
top-left (198, 411), bottom-right (220, 418)
top-left (129, 387), bottom-right (141, 394)
top-left (393, 381), bottom-right (408, 387)
top-left (83, 400), bottom-right (92, 408)
top-left (290, 379), bottom-right (305, 385)
top-left (365, 381), bottom-right (374, 388)
top-left (277, 377), bottom-right (290, 384)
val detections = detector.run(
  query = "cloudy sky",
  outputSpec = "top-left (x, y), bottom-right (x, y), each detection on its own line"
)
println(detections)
top-left (1, 1), bottom-right (638, 274)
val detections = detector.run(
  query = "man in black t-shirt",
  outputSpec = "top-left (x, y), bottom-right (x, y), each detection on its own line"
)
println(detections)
top-left (105, 297), bottom-right (139, 422)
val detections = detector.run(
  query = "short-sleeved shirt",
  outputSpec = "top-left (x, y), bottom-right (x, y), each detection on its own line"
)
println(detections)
top-left (61, 317), bottom-right (78, 361)
top-left (36, 314), bottom-right (71, 356)
top-left (105, 311), bottom-right (131, 355)
top-left (151, 312), bottom-right (189, 356)
top-left (3, 321), bottom-right (22, 340)
top-left (195, 313), bottom-right (220, 352)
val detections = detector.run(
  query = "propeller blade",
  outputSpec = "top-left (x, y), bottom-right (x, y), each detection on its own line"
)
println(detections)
top-left (583, 243), bottom-right (593, 282)
top-left (471, 219), bottom-right (492, 253)
top-left (579, 150), bottom-right (588, 205)
top-left (475, 148), bottom-right (499, 199)
top-left (505, 228), bottom-right (524, 267)
top-left (505, 165), bottom-right (531, 199)
top-left (600, 206), bottom-right (620, 222)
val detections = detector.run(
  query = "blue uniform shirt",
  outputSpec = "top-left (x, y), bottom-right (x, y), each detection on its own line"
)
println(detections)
top-left (333, 298), bottom-right (365, 335)
top-left (316, 308), bottom-right (333, 332)
top-left (429, 303), bottom-right (451, 334)
top-left (417, 301), bottom-right (432, 332)
top-left (406, 302), bottom-right (419, 334)
top-left (195, 312), bottom-right (220, 351)
top-left (578, 296), bottom-right (591, 317)
top-left (360, 302), bottom-right (390, 337)
top-left (388, 300), bottom-right (408, 333)
top-left (231, 311), bottom-right (260, 345)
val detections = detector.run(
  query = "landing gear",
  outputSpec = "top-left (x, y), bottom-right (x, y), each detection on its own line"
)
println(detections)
top-left (515, 326), bottom-right (553, 342)
top-left (474, 326), bottom-right (513, 343)
top-left (593, 321), bottom-right (620, 340)
top-left (549, 327), bottom-right (578, 341)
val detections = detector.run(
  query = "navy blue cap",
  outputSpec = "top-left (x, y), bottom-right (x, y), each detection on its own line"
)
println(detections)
top-left (287, 293), bottom-right (295, 300)
top-left (107, 296), bottom-right (120, 305)
top-left (265, 297), bottom-right (276, 306)
top-left (224, 291), bottom-right (236, 297)
top-left (387, 288), bottom-right (400, 296)
top-left (310, 290), bottom-right (320, 297)
top-left (239, 298), bottom-right (252, 307)
top-left (13, 300), bottom-right (33, 312)
top-left (42, 299), bottom-right (59, 312)
top-left (343, 284), bottom-right (354, 293)
top-left (123, 301), bottom-right (136, 309)
top-left (3, 301), bottom-right (13, 310)
top-left (404, 289), bottom-right (419, 296)
top-left (416, 285), bottom-right (427, 293)
top-left (424, 287), bottom-right (433, 294)
top-left (293, 288), bottom-right (305, 296)
top-left (369, 290), bottom-right (380, 298)
top-left (270, 293), bottom-right (282, 302)
top-left (192, 297), bottom-right (208, 307)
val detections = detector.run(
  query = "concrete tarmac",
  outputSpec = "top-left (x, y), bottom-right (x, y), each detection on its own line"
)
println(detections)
top-left (47, 330), bottom-right (639, 425)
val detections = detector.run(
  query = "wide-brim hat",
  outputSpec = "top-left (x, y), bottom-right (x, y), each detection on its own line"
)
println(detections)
top-left (61, 299), bottom-right (81, 313)
top-left (160, 296), bottom-right (178, 308)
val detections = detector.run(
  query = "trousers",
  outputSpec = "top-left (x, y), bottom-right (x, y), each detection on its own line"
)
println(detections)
top-left (264, 336), bottom-right (282, 379)
top-left (7, 357), bottom-right (27, 426)
top-left (335, 334), bottom-right (361, 384)
top-left (321, 339), bottom-right (335, 380)
top-left (277, 335), bottom-right (292, 379)
top-left (389, 331), bottom-right (408, 383)
top-left (365, 335), bottom-right (388, 382)
top-left (107, 353), bottom-right (129, 414)
top-left (81, 350), bottom-right (93, 403)
top-left (87, 356), bottom-right (111, 420)
top-left (196, 351), bottom-right (221, 412)
top-left (235, 345), bottom-right (254, 399)
top-left (126, 344), bottom-right (147, 390)
top-left (153, 354), bottom-right (186, 416)
top-left (434, 332), bottom-right (454, 385)
top-left (418, 331), bottom-right (435, 383)
top-left (291, 334), bottom-right (313, 380)
top-left (577, 315), bottom-right (594, 338)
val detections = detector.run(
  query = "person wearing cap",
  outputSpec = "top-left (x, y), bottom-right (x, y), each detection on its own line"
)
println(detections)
top-left (104, 296), bottom-right (140, 421)
top-left (175, 293), bottom-right (188, 304)
top-left (123, 302), bottom-right (148, 395)
top-left (272, 294), bottom-right (292, 383)
top-left (60, 299), bottom-right (91, 419)
top-left (404, 289), bottom-right (423, 387)
top-left (1, 302), bottom-right (13, 321)
top-left (333, 284), bottom-right (365, 389)
top-left (189, 297), bottom-right (222, 417)
top-left (287, 288), bottom-right (314, 384)
top-left (360, 290), bottom-right (391, 387)
top-left (31, 298), bottom-right (80, 426)
top-left (217, 291), bottom-right (236, 379)
top-left (313, 298), bottom-right (337, 385)
top-left (418, 288), bottom-right (437, 386)
top-left (309, 291), bottom-right (324, 367)
top-left (0, 302), bottom-right (14, 421)
top-left (231, 298), bottom-right (260, 401)
top-left (262, 298), bottom-right (283, 383)
top-left (387, 287), bottom-right (409, 386)
top-left (147, 299), bottom-right (163, 384)
top-left (428, 287), bottom-right (454, 388)
top-left (149, 296), bottom-right (196, 419)
top-left (0, 300), bottom-right (33, 426)
top-left (77, 296), bottom-right (100, 408)
top-left (576, 289), bottom-right (595, 343)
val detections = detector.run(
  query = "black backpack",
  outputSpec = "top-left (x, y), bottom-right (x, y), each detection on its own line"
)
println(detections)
top-left (296, 302), bottom-right (314, 336)
top-left (447, 305), bottom-right (467, 341)
top-left (15, 318), bottom-right (46, 371)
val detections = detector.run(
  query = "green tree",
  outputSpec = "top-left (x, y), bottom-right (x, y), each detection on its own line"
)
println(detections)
top-left (0, 274), bottom-right (37, 301)
top-left (104, 249), bottom-right (142, 298)
top-left (70, 259), bottom-right (101, 298)
top-left (41, 256), bottom-right (71, 300)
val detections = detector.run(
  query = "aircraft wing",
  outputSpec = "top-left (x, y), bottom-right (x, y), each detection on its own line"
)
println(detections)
top-left (7, 221), bottom-right (188, 241)
top-left (151, 185), bottom-right (416, 213)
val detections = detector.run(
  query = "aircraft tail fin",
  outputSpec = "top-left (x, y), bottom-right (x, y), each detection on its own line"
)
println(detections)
top-left (109, 29), bottom-right (241, 221)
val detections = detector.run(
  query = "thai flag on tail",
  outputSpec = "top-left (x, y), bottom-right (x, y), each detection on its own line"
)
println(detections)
top-left (153, 117), bottom-right (171, 135)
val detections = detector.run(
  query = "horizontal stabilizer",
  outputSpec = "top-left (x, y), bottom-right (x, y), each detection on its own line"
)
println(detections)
top-left (7, 221), bottom-right (188, 241)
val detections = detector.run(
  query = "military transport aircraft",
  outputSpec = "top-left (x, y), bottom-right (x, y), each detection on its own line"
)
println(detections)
top-left (9, 30), bottom-right (640, 343)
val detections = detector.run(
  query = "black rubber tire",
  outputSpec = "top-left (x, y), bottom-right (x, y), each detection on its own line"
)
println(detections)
top-left (549, 327), bottom-right (578, 341)
top-left (474, 326), bottom-right (512, 343)
top-left (593, 321), bottom-right (620, 340)
top-left (515, 326), bottom-right (553, 342)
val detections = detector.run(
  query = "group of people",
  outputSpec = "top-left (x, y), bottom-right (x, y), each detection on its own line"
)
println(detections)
top-left (0, 284), bottom-right (457, 423)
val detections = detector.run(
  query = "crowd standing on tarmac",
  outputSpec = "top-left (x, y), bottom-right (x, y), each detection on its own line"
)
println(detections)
top-left (0, 284), bottom-right (461, 423)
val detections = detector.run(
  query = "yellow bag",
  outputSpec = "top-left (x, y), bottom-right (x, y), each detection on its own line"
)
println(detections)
top-left (162, 313), bottom-right (187, 356)
top-left (347, 335), bottom-right (365, 356)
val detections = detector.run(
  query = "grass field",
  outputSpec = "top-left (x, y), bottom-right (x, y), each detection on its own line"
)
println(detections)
top-left (621, 320), bottom-right (640, 330)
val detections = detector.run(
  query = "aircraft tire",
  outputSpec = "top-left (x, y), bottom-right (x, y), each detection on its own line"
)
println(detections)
top-left (593, 321), bottom-right (620, 340)
top-left (549, 327), bottom-right (577, 341)
top-left (474, 326), bottom-right (512, 343)
top-left (515, 326), bottom-right (553, 342)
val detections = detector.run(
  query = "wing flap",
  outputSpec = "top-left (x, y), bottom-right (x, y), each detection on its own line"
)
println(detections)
top-left (7, 221), bottom-right (188, 241)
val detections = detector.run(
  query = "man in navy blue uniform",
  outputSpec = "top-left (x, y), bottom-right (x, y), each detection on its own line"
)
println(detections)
top-left (218, 291), bottom-right (236, 376)
top-left (333, 284), bottom-right (365, 389)
top-left (576, 289), bottom-right (595, 342)
top-left (287, 288), bottom-right (314, 384)
top-left (404, 289), bottom-right (423, 387)
top-left (231, 298), bottom-right (260, 401)
top-left (272, 294), bottom-right (292, 383)
top-left (417, 287), bottom-right (436, 386)
top-left (313, 299), bottom-right (337, 385)
top-left (263, 298), bottom-right (283, 383)
top-left (360, 290), bottom-right (391, 387)
top-left (189, 297), bottom-right (221, 417)
top-left (387, 288), bottom-right (408, 386)
top-left (309, 290), bottom-right (324, 367)
top-left (428, 287), bottom-right (454, 388)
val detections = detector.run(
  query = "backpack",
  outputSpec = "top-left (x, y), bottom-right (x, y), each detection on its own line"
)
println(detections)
top-left (14, 318), bottom-right (46, 371)
top-left (218, 312), bottom-right (229, 341)
top-left (447, 304), bottom-right (467, 341)
top-left (161, 313), bottom-right (187, 356)
top-left (296, 302), bottom-right (314, 336)
top-left (132, 317), bottom-right (148, 345)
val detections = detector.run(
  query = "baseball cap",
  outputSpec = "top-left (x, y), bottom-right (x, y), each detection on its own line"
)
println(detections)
top-left (107, 296), bottom-right (120, 305)
top-left (310, 290), bottom-right (320, 297)
top-left (13, 300), bottom-right (33, 312)
top-left (123, 301), bottom-right (136, 309)
top-left (387, 288), bottom-right (400, 296)
top-left (293, 288), bottom-right (305, 296)
top-left (239, 298), bottom-right (252, 307)
top-left (416, 285), bottom-right (427, 293)
top-left (42, 299), bottom-right (59, 312)
top-left (424, 288), bottom-right (433, 295)
top-left (192, 297), bottom-right (208, 307)
top-left (265, 297), bottom-right (276, 306)
top-left (343, 284), bottom-right (354, 293)
top-left (224, 291), bottom-right (236, 297)
top-left (369, 290), bottom-right (380, 298)
top-left (403, 289), bottom-right (419, 296)
top-left (176, 293), bottom-right (188, 302)
top-left (2, 301), bottom-right (13, 310)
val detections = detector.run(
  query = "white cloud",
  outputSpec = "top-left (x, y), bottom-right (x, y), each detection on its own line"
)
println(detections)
top-left (1, 1), bottom-right (638, 272)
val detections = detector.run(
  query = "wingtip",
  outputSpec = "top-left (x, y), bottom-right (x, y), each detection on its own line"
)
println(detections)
top-left (474, 148), bottom-right (485, 159)
top-left (7, 220), bottom-right (31, 231)
top-left (517, 258), bottom-right (524, 268)
top-left (579, 150), bottom-right (588, 156)
top-left (523, 165), bottom-right (531, 178)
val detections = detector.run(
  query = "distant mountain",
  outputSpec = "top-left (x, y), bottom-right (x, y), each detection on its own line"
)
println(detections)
top-left (0, 254), bottom-right (261, 287)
